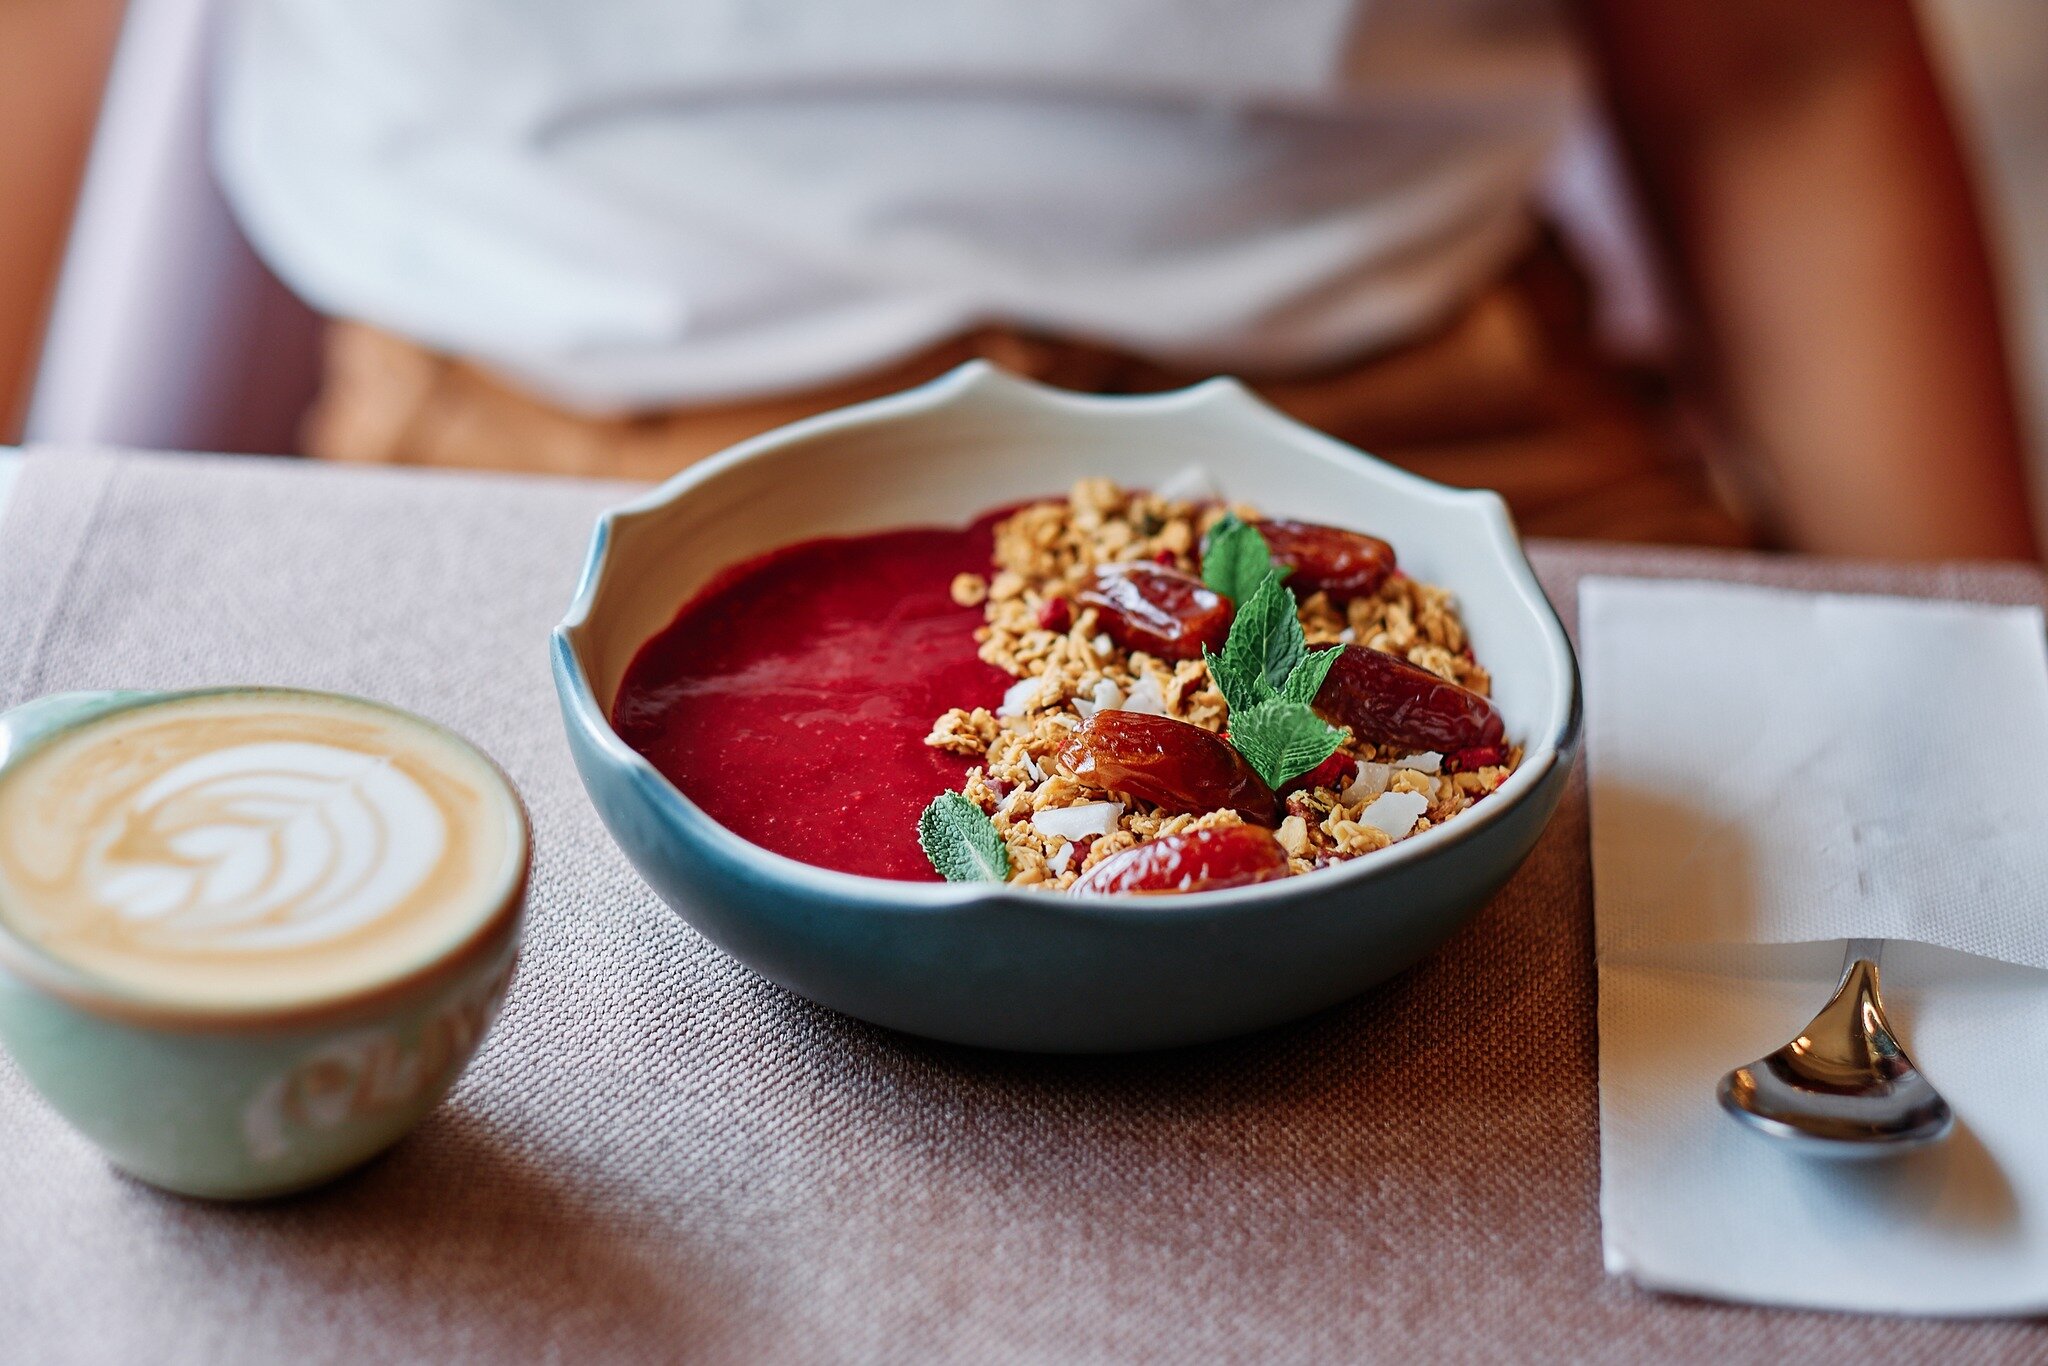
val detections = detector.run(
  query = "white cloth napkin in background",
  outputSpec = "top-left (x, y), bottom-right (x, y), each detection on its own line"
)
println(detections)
top-left (1584, 577), bottom-right (2048, 1315)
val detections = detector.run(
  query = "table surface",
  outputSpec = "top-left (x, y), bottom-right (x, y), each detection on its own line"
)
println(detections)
top-left (1, 446), bottom-right (2045, 1366)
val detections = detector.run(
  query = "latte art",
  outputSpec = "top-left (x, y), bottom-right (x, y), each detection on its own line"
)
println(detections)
top-left (0, 694), bottom-right (524, 1008)
top-left (88, 741), bottom-right (446, 952)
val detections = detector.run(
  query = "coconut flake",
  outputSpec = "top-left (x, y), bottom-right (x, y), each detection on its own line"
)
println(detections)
top-left (1073, 678), bottom-right (1124, 720)
top-left (1120, 675), bottom-right (1167, 716)
top-left (1154, 464), bottom-right (1223, 503)
top-left (1393, 751), bottom-right (1443, 775)
top-left (1046, 842), bottom-right (1075, 876)
top-left (1342, 763), bottom-right (1393, 804)
top-left (1360, 790), bottom-right (1429, 841)
top-left (998, 675), bottom-right (1045, 718)
top-left (1033, 801), bottom-right (1124, 842)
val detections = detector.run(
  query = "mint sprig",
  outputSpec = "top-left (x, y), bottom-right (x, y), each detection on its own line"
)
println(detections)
top-left (1228, 697), bottom-right (1345, 790)
top-left (1280, 642), bottom-right (1341, 706)
top-left (1213, 572), bottom-right (1304, 698)
top-left (1201, 511), bottom-right (1290, 605)
top-left (1200, 519), bottom-right (1347, 789)
top-left (918, 792), bottom-right (1010, 882)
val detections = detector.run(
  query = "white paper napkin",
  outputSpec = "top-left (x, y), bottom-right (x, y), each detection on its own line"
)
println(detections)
top-left (1584, 577), bottom-right (2048, 1315)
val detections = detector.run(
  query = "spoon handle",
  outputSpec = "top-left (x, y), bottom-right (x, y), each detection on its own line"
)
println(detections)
top-left (1841, 936), bottom-right (1884, 983)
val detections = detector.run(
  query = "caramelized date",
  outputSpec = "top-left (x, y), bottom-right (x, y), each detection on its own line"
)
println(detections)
top-left (1312, 644), bottom-right (1505, 753)
top-left (1253, 520), bottom-right (1397, 602)
top-left (1075, 564), bottom-right (1232, 660)
top-left (1056, 711), bottom-right (1280, 825)
top-left (1072, 824), bottom-right (1289, 895)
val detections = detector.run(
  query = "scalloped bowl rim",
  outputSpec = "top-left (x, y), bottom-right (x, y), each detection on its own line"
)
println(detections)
top-left (553, 361), bottom-right (1580, 922)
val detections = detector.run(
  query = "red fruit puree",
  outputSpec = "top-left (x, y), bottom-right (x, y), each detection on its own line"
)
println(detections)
top-left (611, 514), bottom-right (1012, 880)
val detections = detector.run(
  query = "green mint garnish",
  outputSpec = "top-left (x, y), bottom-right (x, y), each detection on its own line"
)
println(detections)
top-left (1203, 528), bottom-right (1349, 788)
top-left (1205, 571), bottom-right (1336, 713)
top-left (1201, 645), bottom-right (1256, 720)
top-left (1233, 572), bottom-right (1308, 695)
top-left (1280, 641), bottom-right (1341, 706)
top-left (918, 791), bottom-right (1011, 883)
top-left (1227, 696), bottom-right (1346, 791)
top-left (1201, 511), bottom-right (1289, 605)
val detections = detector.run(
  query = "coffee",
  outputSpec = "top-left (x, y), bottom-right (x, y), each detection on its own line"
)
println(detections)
top-left (0, 692), bottom-right (524, 1009)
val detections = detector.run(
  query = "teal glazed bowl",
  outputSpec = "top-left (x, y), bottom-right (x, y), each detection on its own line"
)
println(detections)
top-left (553, 363), bottom-right (1580, 1052)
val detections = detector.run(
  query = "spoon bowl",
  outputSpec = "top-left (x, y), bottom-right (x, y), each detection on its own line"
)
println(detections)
top-left (1718, 940), bottom-right (1954, 1157)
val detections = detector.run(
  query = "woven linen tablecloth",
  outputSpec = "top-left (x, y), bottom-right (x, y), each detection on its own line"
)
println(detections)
top-left (0, 448), bottom-right (2043, 1365)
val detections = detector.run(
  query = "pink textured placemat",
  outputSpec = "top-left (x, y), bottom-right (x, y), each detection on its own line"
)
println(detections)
top-left (0, 448), bottom-right (2042, 1364)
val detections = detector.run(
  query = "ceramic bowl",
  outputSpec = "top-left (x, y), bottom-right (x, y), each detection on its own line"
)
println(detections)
top-left (553, 362), bottom-right (1579, 1052)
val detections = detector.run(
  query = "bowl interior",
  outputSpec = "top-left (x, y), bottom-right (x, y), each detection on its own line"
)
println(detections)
top-left (563, 366), bottom-right (1573, 798)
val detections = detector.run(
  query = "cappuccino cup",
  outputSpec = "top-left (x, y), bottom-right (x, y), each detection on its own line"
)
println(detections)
top-left (0, 688), bottom-right (528, 1199)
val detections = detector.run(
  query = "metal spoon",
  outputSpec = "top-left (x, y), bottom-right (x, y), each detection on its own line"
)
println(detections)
top-left (1717, 938), bottom-right (1954, 1156)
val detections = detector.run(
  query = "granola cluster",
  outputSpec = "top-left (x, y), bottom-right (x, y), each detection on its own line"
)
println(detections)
top-left (924, 480), bottom-right (1519, 889)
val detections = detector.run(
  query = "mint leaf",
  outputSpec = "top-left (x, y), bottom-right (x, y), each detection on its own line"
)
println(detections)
top-left (1218, 572), bottom-right (1303, 698)
top-left (1201, 533), bottom-right (1342, 788)
top-left (918, 792), bottom-right (1010, 883)
top-left (1256, 589), bottom-right (1308, 694)
top-left (1201, 512), bottom-right (1289, 605)
top-left (1281, 645), bottom-right (1341, 707)
top-left (1202, 645), bottom-right (1264, 719)
top-left (1228, 697), bottom-right (1347, 790)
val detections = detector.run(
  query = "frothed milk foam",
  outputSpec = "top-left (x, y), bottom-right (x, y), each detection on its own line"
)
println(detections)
top-left (0, 694), bottom-right (523, 1008)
